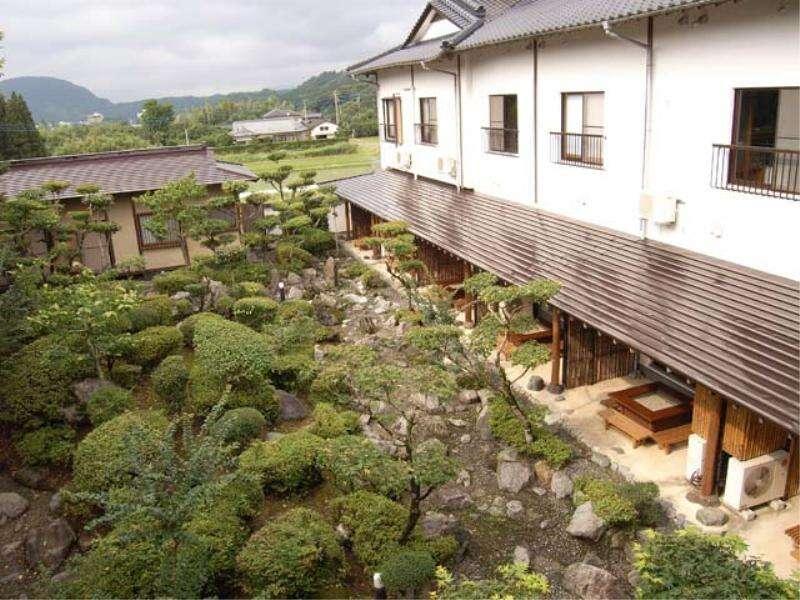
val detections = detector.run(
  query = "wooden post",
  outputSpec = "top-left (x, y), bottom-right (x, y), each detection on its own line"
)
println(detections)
top-left (547, 308), bottom-right (564, 394)
top-left (344, 201), bottom-right (352, 240)
top-left (700, 389), bottom-right (725, 497)
top-left (463, 262), bottom-right (474, 326)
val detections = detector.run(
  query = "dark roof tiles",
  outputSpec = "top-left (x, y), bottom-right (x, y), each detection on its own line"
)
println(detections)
top-left (335, 169), bottom-right (800, 431)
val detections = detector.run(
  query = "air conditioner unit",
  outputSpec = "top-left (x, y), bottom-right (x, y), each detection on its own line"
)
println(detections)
top-left (685, 434), bottom-right (706, 483)
top-left (639, 192), bottom-right (678, 225)
top-left (722, 450), bottom-right (789, 510)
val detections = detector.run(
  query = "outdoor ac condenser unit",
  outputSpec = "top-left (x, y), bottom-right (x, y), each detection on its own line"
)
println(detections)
top-left (685, 434), bottom-right (706, 483)
top-left (722, 450), bottom-right (789, 510)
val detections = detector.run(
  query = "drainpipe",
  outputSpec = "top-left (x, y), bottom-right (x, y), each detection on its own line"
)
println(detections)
top-left (410, 65), bottom-right (417, 179)
top-left (532, 40), bottom-right (539, 204)
top-left (420, 59), bottom-right (464, 191)
top-left (603, 18), bottom-right (654, 236)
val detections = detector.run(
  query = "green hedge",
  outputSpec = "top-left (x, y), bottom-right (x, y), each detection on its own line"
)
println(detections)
top-left (229, 281), bottom-right (268, 299)
top-left (193, 318), bottom-right (272, 386)
top-left (232, 296), bottom-right (279, 329)
top-left (110, 362), bottom-right (142, 389)
top-left (331, 491), bottom-right (408, 568)
top-left (309, 403), bottom-right (360, 439)
top-left (0, 335), bottom-right (94, 426)
top-left (152, 269), bottom-right (201, 295)
top-left (72, 410), bottom-right (169, 494)
top-left (211, 407), bottom-right (266, 445)
top-left (86, 385), bottom-right (134, 425)
top-left (238, 431), bottom-right (324, 494)
top-left (151, 355), bottom-right (190, 412)
top-left (177, 312), bottom-right (223, 347)
top-left (127, 326), bottom-right (182, 368)
top-left (378, 550), bottom-right (436, 594)
top-left (236, 507), bottom-right (343, 598)
top-left (128, 295), bottom-right (174, 332)
top-left (15, 425), bottom-right (76, 467)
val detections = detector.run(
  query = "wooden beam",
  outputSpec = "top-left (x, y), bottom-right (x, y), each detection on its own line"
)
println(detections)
top-left (547, 307), bottom-right (564, 393)
top-left (700, 386), bottom-right (725, 497)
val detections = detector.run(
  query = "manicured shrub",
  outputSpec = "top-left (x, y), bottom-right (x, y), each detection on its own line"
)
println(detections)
top-left (151, 355), bottom-right (190, 412)
top-left (232, 296), bottom-right (279, 328)
top-left (86, 385), bottom-right (134, 425)
top-left (194, 318), bottom-right (272, 386)
top-left (72, 410), bottom-right (169, 493)
top-left (634, 528), bottom-right (797, 599)
top-left (411, 534), bottom-right (459, 565)
top-left (300, 227), bottom-right (335, 255)
top-left (238, 431), bottom-right (324, 493)
top-left (530, 432), bottom-right (572, 469)
top-left (211, 407), bottom-right (266, 445)
top-left (230, 281), bottom-right (267, 299)
top-left (214, 295), bottom-right (235, 317)
top-left (308, 365), bottom-right (351, 404)
top-left (210, 470), bottom-right (265, 519)
top-left (110, 362), bottom-right (142, 389)
top-left (276, 299), bottom-right (314, 322)
top-left (188, 366), bottom-right (279, 422)
top-left (128, 295), bottom-right (173, 332)
top-left (331, 491), bottom-right (408, 567)
top-left (152, 269), bottom-right (200, 295)
top-left (573, 476), bottom-right (661, 527)
top-left (309, 403), bottom-right (360, 439)
top-left (127, 326), bottom-right (182, 368)
top-left (276, 242), bottom-right (315, 273)
top-left (320, 435), bottom-right (408, 498)
top-left (0, 335), bottom-right (94, 426)
top-left (173, 297), bottom-right (194, 320)
top-left (177, 312), bottom-right (223, 347)
top-left (15, 425), bottom-right (76, 467)
top-left (269, 351), bottom-right (318, 392)
top-left (378, 550), bottom-right (436, 594)
top-left (183, 505), bottom-right (249, 579)
top-left (236, 507), bottom-right (343, 598)
top-left (489, 397), bottom-right (572, 468)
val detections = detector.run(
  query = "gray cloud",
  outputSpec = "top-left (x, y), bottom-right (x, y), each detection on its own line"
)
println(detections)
top-left (1, 0), bottom-right (423, 100)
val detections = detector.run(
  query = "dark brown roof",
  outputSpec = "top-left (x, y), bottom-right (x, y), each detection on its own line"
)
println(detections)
top-left (336, 170), bottom-right (800, 431)
top-left (0, 145), bottom-right (256, 200)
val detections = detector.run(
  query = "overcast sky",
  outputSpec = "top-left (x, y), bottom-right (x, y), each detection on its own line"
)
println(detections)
top-left (1, 0), bottom-right (422, 101)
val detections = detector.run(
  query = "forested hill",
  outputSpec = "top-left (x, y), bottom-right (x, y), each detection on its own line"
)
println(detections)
top-left (0, 71), bottom-right (375, 124)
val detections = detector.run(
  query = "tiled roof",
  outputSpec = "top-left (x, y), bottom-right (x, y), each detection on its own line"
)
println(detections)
top-left (349, 0), bottom-right (714, 74)
top-left (232, 117), bottom-right (309, 137)
top-left (0, 145), bottom-right (256, 200)
top-left (336, 170), bottom-right (800, 431)
top-left (457, 0), bottom-right (718, 49)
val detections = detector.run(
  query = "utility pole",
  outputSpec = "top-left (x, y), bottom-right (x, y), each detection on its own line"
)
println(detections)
top-left (333, 90), bottom-right (341, 125)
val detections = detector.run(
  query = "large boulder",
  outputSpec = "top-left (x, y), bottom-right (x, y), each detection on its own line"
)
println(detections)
top-left (563, 563), bottom-right (623, 599)
top-left (25, 518), bottom-right (75, 570)
top-left (277, 390), bottom-right (309, 421)
top-left (566, 502), bottom-right (606, 542)
top-left (0, 493), bottom-right (29, 519)
top-left (497, 456), bottom-right (531, 494)
top-left (420, 512), bottom-right (457, 539)
top-left (696, 506), bottom-right (729, 526)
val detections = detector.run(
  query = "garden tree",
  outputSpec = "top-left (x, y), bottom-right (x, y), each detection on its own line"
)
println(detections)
top-left (41, 121), bottom-right (151, 156)
top-left (0, 188), bottom-right (61, 262)
top-left (140, 99), bottom-right (175, 145)
top-left (1, 92), bottom-right (46, 159)
top-left (187, 194), bottom-right (239, 254)
top-left (344, 363), bottom-right (459, 543)
top-left (221, 180), bottom-right (249, 242)
top-left (241, 192), bottom-right (281, 258)
top-left (62, 403), bottom-right (259, 598)
top-left (339, 98), bottom-right (379, 138)
top-left (69, 184), bottom-right (120, 268)
top-left (29, 279), bottom-right (138, 379)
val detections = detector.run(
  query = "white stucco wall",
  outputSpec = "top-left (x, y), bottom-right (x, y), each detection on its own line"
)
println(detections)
top-left (374, 0), bottom-right (800, 279)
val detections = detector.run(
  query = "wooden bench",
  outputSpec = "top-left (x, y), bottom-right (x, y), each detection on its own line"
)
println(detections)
top-left (786, 525), bottom-right (800, 561)
top-left (652, 424), bottom-right (692, 454)
top-left (599, 408), bottom-right (652, 448)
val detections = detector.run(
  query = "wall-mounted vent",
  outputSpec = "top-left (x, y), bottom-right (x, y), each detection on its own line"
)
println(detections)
top-left (640, 192), bottom-right (678, 225)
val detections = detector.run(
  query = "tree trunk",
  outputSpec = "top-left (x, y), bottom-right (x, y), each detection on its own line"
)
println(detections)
top-left (400, 480), bottom-right (421, 544)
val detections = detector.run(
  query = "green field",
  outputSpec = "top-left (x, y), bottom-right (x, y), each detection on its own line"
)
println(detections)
top-left (217, 137), bottom-right (380, 185)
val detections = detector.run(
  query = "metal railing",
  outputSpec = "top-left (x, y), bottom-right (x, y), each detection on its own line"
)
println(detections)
top-left (483, 127), bottom-right (519, 155)
top-left (711, 144), bottom-right (799, 199)
top-left (415, 123), bottom-right (438, 146)
top-left (380, 123), bottom-right (398, 143)
top-left (550, 132), bottom-right (604, 168)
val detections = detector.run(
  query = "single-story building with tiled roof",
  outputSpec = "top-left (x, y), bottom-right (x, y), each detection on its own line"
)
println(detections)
top-left (0, 145), bottom-right (256, 272)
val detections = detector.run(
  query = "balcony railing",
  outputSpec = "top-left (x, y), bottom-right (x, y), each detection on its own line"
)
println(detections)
top-left (415, 123), bottom-right (438, 146)
top-left (550, 132), bottom-right (604, 168)
top-left (483, 127), bottom-right (518, 155)
top-left (380, 123), bottom-right (398, 144)
top-left (711, 144), bottom-right (799, 199)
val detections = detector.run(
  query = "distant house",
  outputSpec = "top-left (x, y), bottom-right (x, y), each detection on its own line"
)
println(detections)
top-left (84, 112), bottom-right (104, 125)
top-left (231, 109), bottom-right (338, 143)
top-left (0, 145), bottom-right (256, 272)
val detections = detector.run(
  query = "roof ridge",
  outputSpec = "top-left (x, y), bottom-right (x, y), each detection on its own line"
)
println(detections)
top-left (5, 144), bottom-right (208, 168)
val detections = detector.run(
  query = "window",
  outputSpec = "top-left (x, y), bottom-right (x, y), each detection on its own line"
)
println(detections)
top-left (382, 97), bottom-right (402, 143)
top-left (712, 87), bottom-right (799, 198)
top-left (416, 97), bottom-right (438, 145)
top-left (484, 94), bottom-right (518, 154)
top-left (552, 92), bottom-right (604, 167)
top-left (136, 213), bottom-right (182, 250)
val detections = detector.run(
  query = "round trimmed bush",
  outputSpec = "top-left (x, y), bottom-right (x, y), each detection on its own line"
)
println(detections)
top-left (127, 326), bottom-right (182, 368)
top-left (128, 295), bottom-right (173, 332)
top-left (151, 355), bottom-right (189, 412)
top-left (276, 299), bottom-right (314, 322)
top-left (0, 335), bottom-right (94, 426)
top-left (230, 281), bottom-right (267, 299)
top-left (211, 408), bottom-right (266, 445)
top-left (152, 269), bottom-right (200, 295)
top-left (72, 410), bottom-right (169, 493)
top-left (238, 431), bottom-right (324, 493)
top-left (177, 312), bottom-right (223, 347)
top-left (15, 425), bottom-right (76, 467)
top-left (188, 366), bottom-right (279, 422)
top-left (331, 491), bottom-right (408, 568)
top-left (320, 436), bottom-right (408, 498)
top-left (213, 295), bottom-right (235, 317)
top-left (86, 385), bottom-right (134, 425)
top-left (193, 318), bottom-right (272, 385)
top-left (232, 296), bottom-right (279, 329)
top-left (309, 403), bottom-right (360, 439)
top-left (110, 362), bottom-right (142, 389)
top-left (378, 550), bottom-right (436, 594)
top-left (236, 507), bottom-right (343, 598)
top-left (173, 298), bottom-right (193, 320)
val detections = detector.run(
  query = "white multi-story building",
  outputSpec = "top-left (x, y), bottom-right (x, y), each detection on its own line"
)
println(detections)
top-left (337, 0), bottom-right (799, 506)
